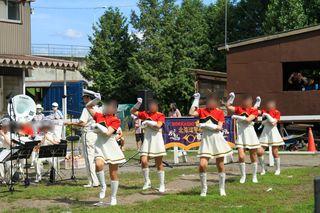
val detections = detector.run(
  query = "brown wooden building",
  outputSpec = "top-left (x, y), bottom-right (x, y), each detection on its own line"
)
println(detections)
top-left (218, 25), bottom-right (320, 115)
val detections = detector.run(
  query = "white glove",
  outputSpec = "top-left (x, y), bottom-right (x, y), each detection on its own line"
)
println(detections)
top-left (142, 120), bottom-right (158, 127)
top-left (253, 96), bottom-right (261, 108)
top-left (92, 123), bottom-right (108, 134)
top-left (191, 93), bottom-right (200, 108)
top-left (133, 98), bottom-right (143, 109)
top-left (86, 97), bottom-right (101, 107)
top-left (232, 115), bottom-right (247, 121)
top-left (227, 92), bottom-right (235, 105)
top-left (199, 123), bottom-right (219, 131)
top-left (262, 113), bottom-right (276, 123)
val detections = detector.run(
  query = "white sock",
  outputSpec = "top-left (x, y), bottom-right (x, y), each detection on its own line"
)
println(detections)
top-left (158, 170), bottom-right (165, 186)
top-left (258, 156), bottom-right (265, 171)
top-left (252, 162), bottom-right (258, 176)
top-left (96, 170), bottom-right (106, 189)
top-left (218, 173), bottom-right (226, 191)
top-left (199, 172), bottom-right (207, 195)
top-left (275, 158), bottom-right (280, 171)
top-left (110, 180), bottom-right (119, 199)
top-left (142, 168), bottom-right (150, 183)
top-left (239, 163), bottom-right (246, 177)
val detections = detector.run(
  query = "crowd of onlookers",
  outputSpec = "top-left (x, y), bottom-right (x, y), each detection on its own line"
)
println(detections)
top-left (287, 71), bottom-right (319, 91)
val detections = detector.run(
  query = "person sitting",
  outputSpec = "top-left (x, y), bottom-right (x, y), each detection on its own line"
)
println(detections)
top-left (34, 119), bottom-right (60, 183)
top-left (287, 71), bottom-right (308, 91)
top-left (0, 118), bottom-right (12, 183)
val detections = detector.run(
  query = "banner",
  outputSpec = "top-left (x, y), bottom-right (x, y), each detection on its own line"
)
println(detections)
top-left (163, 116), bottom-right (235, 150)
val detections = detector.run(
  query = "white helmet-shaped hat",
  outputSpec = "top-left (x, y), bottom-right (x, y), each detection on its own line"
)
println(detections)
top-left (36, 104), bottom-right (43, 109)
top-left (52, 102), bottom-right (59, 107)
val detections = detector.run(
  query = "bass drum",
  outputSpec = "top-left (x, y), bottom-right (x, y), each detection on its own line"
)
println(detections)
top-left (7, 95), bottom-right (36, 123)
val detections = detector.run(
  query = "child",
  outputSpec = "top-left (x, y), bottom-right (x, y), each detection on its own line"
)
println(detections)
top-left (130, 98), bottom-right (166, 193)
top-left (87, 100), bottom-right (125, 206)
top-left (226, 93), bottom-right (261, 183)
top-left (257, 100), bottom-right (284, 175)
top-left (189, 93), bottom-right (232, 196)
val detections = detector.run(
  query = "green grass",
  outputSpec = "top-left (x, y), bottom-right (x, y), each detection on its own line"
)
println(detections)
top-left (0, 153), bottom-right (317, 212)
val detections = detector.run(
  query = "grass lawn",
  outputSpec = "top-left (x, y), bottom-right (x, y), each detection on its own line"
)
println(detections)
top-left (1, 165), bottom-right (317, 213)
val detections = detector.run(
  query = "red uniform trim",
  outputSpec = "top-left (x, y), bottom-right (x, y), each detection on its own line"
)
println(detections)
top-left (234, 106), bottom-right (258, 118)
top-left (93, 112), bottom-right (121, 131)
top-left (196, 108), bottom-right (225, 123)
top-left (137, 111), bottom-right (165, 123)
top-left (262, 109), bottom-right (281, 120)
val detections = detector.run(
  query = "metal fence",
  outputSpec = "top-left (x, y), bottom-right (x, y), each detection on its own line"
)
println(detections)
top-left (32, 44), bottom-right (90, 58)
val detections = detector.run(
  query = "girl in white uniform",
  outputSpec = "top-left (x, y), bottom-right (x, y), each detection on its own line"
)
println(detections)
top-left (130, 98), bottom-right (166, 193)
top-left (257, 100), bottom-right (284, 175)
top-left (189, 93), bottom-right (232, 196)
top-left (226, 93), bottom-right (260, 183)
top-left (87, 100), bottom-right (125, 206)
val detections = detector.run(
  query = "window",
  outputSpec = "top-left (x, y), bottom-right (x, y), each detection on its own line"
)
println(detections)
top-left (0, 0), bottom-right (20, 21)
top-left (283, 61), bottom-right (320, 91)
top-left (8, 0), bottom-right (20, 20)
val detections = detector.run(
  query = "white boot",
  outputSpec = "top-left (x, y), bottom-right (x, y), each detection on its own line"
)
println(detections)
top-left (239, 163), bottom-right (246, 184)
top-left (252, 162), bottom-right (258, 183)
top-left (158, 170), bottom-right (165, 193)
top-left (274, 158), bottom-right (281, 175)
top-left (96, 170), bottom-right (106, 199)
top-left (258, 156), bottom-right (266, 175)
top-left (110, 180), bottom-right (119, 206)
top-left (199, 172), bottom-right (207, 196)
top-left (218, 173), bottom-right (226, 196)
top-left (142, 168), bottom-right (151, 190)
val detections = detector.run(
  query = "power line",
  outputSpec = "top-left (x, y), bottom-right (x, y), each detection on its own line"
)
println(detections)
top-left (33, 5), bottom-right (137, 10)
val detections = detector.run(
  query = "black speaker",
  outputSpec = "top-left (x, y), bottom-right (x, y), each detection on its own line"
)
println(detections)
top-left (315, 177), bottom-right (320, 213)
top-left (137, 89), bottom-right (153, 111)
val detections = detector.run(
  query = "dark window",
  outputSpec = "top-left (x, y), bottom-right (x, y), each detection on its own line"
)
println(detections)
top-left (283, 61), bottom-right (320, 91)
top-left (8, 0), bottom-right (20, 21)
top-left (0, 0), bottom-right (20, 21)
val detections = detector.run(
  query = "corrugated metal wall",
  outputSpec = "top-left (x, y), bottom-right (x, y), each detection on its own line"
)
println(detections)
top-left (0, 3), bottom-right (31, 55)
top-left (42, 81), bottom-right (84, 118)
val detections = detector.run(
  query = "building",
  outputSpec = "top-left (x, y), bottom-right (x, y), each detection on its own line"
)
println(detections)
top-left (218, 25), bottom-right (320, 115)
top-left (0, 0), bottom-right (78, 117)
top-left (192, 69), bottom-right (227, 99)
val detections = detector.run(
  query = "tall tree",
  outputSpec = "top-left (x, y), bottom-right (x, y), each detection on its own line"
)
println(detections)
top-left (205, 0), bottom-right (236, 71)
top-left (82, 8), bottom-right (138, 103)
top-left (233, 0), bottom-right (269, 39)
top-left (129, 0), bottom-right (183, 112)
top-left (263, 0), bottom-right (308, 33)
top-left (303, 0), bottom-right (320, 25)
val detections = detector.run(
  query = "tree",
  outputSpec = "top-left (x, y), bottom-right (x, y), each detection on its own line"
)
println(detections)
top-left (205, 0), bottom-right (236, 71)
top-left (81, 8), bottom-right (138, 103)
top-left (263, 0), bottom-right (308, 33)
top-left (303, 0), bottom-right (320, 25)
top-left (129, 0), bottom-right (183, 112)
top-left (233, 0), bottom-right (269, 39)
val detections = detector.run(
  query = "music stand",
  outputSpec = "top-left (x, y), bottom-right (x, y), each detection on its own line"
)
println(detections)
top-left (38, 141), bottom-right (67, 184)
top-left (8, 141), bottom-right (40, 187)
top-left (64, 135), bottom-right (80, 182)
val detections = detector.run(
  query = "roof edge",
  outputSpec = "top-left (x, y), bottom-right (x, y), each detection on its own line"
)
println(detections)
top-left (218, 25), bottom-right (320, 51)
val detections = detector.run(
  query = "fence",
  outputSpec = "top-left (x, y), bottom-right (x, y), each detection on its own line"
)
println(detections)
top-left (32, 44), bottom-right (90, 58)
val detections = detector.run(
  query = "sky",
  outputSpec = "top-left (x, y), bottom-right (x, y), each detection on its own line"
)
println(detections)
top-left (31, 0), bottom-right (214, 46)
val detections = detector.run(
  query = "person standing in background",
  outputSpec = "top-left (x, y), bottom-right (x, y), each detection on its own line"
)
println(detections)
top-left (64, 89), bottom-right (100, 188)
top-left (169, 103), bottom-right (182, 118)
top-left (48, 102), bottom-right (64, 139)
top-left (132, 114), bottom-right (144, 150)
